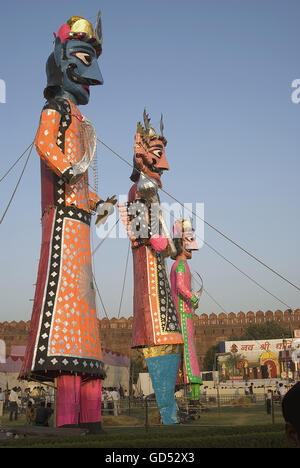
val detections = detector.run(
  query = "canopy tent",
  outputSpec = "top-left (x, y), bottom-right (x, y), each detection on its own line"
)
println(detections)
top-left (136, 372), bottom-right (154, 397)
top-left (0, 347), bottom-right (130, 391)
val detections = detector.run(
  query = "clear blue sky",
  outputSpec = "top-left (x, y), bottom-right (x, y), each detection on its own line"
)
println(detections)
top-left (0, 0), bottom-right (299, 322)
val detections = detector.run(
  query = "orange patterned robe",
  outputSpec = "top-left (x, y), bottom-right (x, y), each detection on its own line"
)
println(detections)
top-left (21, 98), bottom-right (104, 380)
top-left (128, 183), bottom-right (183, 349)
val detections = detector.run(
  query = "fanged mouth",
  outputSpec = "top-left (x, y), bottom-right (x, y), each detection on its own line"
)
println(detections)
top-left (148, 164), bottom-right (164, 175)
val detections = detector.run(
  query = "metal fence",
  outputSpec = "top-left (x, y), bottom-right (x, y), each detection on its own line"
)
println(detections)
top-left (100, 392), bottom-right (284, 427)
top-left (1, 390), bottom-right (284, 427)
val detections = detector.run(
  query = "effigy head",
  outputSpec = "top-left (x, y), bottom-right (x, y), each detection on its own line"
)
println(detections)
top-left (172, 219), bottom-right (199, 260)
top-left (130, 109), bottom-right (169, 188)
top-left (44, 12), bottom-right (103, 105)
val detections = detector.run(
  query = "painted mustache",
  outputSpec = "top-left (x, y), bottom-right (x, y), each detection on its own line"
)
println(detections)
top-left (66, 64), bottom-right (102, 86)
top-left (185, 239), bottom-right (199, 251)
top-left (148, 159), bottom-right (168, 175)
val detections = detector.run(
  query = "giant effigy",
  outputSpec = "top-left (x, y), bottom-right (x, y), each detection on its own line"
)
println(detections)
top-left (20, 12), bottom-right (114, 433)
top-left (170, 219), bottom-right (203, 401)
top-left (119, 111), bottom-right (184, 424)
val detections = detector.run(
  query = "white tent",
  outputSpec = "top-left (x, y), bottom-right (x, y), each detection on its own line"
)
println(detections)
top-left (103, 364), bottom-right (129, 391)
top-left (136, 372), bottom-right (154, 397)
top-left (0, 372), bottom-right (6, 389)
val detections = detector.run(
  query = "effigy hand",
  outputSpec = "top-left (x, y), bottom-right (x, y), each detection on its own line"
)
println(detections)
top-left (95, 195), bottom-right (117, 226)
top-left (62, 164), bottom-right (85, 185)
top-left (118, 202), bottom-right (137, 244)
top-left (118, 200), bottom-right (149, 247)
top-left (191, 295), bottom-right (199, 311)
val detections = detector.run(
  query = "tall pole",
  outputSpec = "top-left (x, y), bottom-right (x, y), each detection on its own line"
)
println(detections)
top-left (283, 339), bottom-right (289, 385)
top-left (53, 378), bottom-right (57, 428)
top-left (271, 390), bottom-right (275, 424)
top-left (74, 373), bottom-right (77, 425)
top-left (217, 384), bottom-right (221, 416)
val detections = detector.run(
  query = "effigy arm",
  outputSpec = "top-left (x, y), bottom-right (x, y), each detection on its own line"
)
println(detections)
top-left (118, 199), bottom-right (151, 247)
top-left (89, 189), bottom-right (101, 211)
top-left (35, 108), bottom-right (80, 184)
top-left (95, 195), bottom-right (117, 225)
top-left (175, 264), bottom-right (198, 309)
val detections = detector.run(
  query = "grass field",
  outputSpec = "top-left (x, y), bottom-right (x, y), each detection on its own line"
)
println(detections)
top-left (103, 400), bottom-right (286, 427)
top-left (0, 423), bottom-right (290, 448)
top-left (0, 404), bottom-right (290, 448)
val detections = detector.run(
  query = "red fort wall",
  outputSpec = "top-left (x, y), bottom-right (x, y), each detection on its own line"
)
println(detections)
top-left (0, 310), bottom-right (299, 371)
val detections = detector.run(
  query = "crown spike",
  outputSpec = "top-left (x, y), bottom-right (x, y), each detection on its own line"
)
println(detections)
top-left (160, 113), bottom-right (164, 137)
top-left (143, 108), bottom-right (151, 133)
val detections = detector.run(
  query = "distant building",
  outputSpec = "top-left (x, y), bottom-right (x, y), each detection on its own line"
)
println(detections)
top-left (219, 337), bottom-right (300, 380)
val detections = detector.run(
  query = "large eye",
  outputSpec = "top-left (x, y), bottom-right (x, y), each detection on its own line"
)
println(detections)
top-left (152, 149), bottom-right (162, 158)
top-left (72, 52), bottom-right (93, 66)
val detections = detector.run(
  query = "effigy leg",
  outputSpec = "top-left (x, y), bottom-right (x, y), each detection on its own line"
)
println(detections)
top-left (144, 346), bottom-right (181, 425)
top-left (56, 374), bottom-right (81, 427)
top-left (79, 378), bottom-right (103, 434)
top-left (190, 383), bottom-right (200, 401)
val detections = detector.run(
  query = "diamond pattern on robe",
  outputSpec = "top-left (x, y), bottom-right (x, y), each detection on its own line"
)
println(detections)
top-left (31, 99), bottom-right (104, 378)
top-left (47, 218), bottom-right (100, 360)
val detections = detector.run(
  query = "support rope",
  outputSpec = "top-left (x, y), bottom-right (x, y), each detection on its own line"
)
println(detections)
top-left (0, 141), bottom-right (34, 225)
top-left (117, 240), bottom-right (131, 319)
top-left (97, 137), bottom-right (300, 292)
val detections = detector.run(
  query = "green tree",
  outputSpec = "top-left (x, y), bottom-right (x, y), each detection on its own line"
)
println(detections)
top-left (203, 344), bottom-right (220, 371)
top-left (130, 350), bottom-right (147, 384)
top-left (229, 321), bottom-right (291, 341)
top-left (225, 352), bottom-right (245, 377)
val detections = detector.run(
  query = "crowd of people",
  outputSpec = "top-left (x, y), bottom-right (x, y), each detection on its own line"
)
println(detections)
top-left (0, 385), bottom-right (54, 426)
top-left (0, 380), bottom-right (300, 447)
top-left (0, 384), bottom-right (128, 422)
top-left (1, 379), bottom-right (299, 446)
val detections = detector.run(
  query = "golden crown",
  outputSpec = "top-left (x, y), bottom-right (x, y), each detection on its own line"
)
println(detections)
top-left (57, 12), bottom-right (103, 57)
top-left (136, 109), bottom-right (167, 146)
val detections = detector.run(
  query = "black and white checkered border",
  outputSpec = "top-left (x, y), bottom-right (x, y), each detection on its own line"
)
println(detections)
top-left (156, 253), bottom-right (182, 335)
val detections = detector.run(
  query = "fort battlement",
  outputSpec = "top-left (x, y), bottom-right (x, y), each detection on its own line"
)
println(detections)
top-left (1, 309), bottom-right (299, 370)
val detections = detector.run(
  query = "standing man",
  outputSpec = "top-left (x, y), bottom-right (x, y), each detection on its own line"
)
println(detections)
top-left (111, 388), bottom-right (121, 416)
top-left (8, 387), bottom-right (19, 422)
top-left (119, 111), bottom-right (184, 424)
top-left (278, 383), bottom-right (287, 402)
top-left (20, 12), bottom-right (114, 433)
top-left (249, 382), bottom-right (255, 402)
top-left (170, 219), bottom-right (203, 402)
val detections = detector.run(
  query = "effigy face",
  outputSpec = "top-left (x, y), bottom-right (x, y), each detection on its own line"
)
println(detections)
top-left (53, 39), bottom-right (103, 105)
top-left (134, 132), bottom-right (169, 188)
top-left (182, 229), bottom-right (199, 259)
top-left (173, 220), bottom-right (199, 260)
